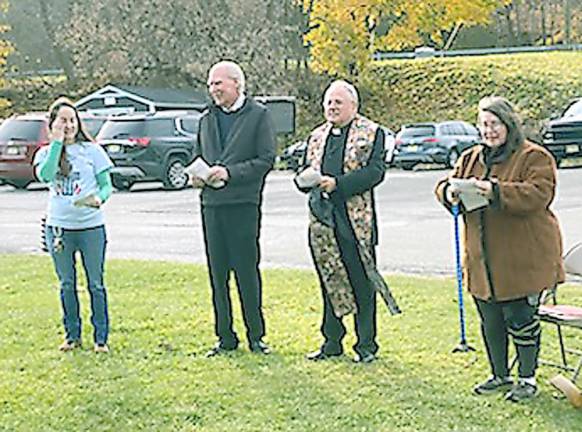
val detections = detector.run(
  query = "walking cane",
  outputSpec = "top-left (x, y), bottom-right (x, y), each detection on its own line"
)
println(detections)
top-left (452, 204), bottom-right (475, 353)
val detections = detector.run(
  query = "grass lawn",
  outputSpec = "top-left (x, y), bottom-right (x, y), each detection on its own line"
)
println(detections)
top-left (1, 254), bottom-right (581, 431)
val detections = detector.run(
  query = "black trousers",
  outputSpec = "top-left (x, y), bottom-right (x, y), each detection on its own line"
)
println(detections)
top-left (474, 296), bottom-right (541, 378)
top-left (201, 204), bottom-right (265, 347)
top-left (313, 230), bottom-right (378, 356)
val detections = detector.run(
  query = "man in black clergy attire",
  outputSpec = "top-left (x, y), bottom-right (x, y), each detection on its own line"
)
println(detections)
top-left (299, 80), bottom-right (386, 364)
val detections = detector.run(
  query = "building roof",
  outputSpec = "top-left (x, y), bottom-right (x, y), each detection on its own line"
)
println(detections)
top-left (113, 84), bottom-right (207, 105)
top-left (75, 84), bottom-right (207, 112)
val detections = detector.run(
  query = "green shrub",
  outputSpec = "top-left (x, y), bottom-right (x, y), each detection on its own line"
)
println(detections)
top-left (361, 52), bottom-right (582, 133)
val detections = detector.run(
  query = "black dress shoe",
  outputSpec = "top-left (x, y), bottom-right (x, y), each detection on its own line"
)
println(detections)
top-left (249, 340), bottom-right (271, 355)
top-left (353, 351), bottom-right (376, 364)
top-left (306, 349), bottom-right (343, 361)
top-left (205, 343), bottom-right (237, 358)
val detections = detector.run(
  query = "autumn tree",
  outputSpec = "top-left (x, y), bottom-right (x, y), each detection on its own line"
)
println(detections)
top-left (301, 0), bottom-right (510, 76)
top-left (61, 0), bottom-right (305, 95)
top-left (495, 0), bottom-right (581, 46)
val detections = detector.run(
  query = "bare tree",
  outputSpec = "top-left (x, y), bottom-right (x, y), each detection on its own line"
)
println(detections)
top-left (37, 0), bottom-right (76, 88)
top-left (61, 0), bottom-right (306, 95)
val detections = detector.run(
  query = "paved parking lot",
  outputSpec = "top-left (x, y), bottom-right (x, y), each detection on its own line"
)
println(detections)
top-left (1, 168), bottom-right (581, 276)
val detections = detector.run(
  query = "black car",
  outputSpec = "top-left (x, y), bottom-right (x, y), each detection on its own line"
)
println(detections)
top-left (96, 111), bottom-right (201, 190)
top-left (542, 98), bottom-right (582, 166)
top-left (80, 112), bottom-right (110, 139)
top-left (392, 121), bottom-right (481, 170)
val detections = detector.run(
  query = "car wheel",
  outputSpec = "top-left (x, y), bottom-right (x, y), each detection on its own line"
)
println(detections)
top-left (112, 176), bottom-right (134, 191)
top-left (163, 158), bottom-right (188, 190)
top-left (9, 180), bottom-right (31, 189)
top-left (447, 149), bottom-right (460, 168)
top-left (400, 162), bottom-right (416, 171)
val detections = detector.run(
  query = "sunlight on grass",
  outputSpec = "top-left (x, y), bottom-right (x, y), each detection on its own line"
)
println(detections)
top-left (1, 254), bottom-right (581, 431)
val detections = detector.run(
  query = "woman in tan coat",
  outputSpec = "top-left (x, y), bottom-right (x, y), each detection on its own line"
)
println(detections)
top-left (435, 96), bottom-right (564, 402)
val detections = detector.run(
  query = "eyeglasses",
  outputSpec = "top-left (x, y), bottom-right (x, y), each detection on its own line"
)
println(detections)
top-left (478, 121), bottom-right (504, 131)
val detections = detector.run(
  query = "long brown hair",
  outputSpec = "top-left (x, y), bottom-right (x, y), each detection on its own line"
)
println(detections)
top-left (48, 97), bottom-right (93, 176)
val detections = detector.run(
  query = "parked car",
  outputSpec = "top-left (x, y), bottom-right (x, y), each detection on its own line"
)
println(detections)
top-left (80, 112), bottom-right (110, 138)
top-left (0, 111), bottom-right (111, 189)
top-left (0, 113), bottom-right (49, 189)
top-left (96, 110), bottom-right (201, 190)
top-left (383, 126), bottom-right (396, 166)
top-left (542, 98), bottom-right (582, 166)
top-left (277, 140), bottom-right (307, 171)
top-left (392, 121), bottom-right (481, 170)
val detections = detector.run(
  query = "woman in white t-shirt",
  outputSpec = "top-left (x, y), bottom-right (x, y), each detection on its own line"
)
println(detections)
top-left (34, 97), bottom-right (114, 354)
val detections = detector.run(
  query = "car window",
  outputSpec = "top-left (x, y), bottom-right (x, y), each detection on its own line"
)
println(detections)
top-left (146, 119), bottom-right (176, 137)
top-left (400, 125), bottom-right (435, 138)
top-left (180, 117), bottom-right (200, 135)
top-left (563, 100), bottom-right (582, 118)
top-left (463, 123), bottom-right (479, 136)
top-left (0, 119), bottom-right (45, 141)
top-left (82, 118), bottom-right (106, 137)
top-left (451, 123), bottom-right (466, 135)
top-left (439, 125), bottom-right (454, 136)
top-left (98, 120), bottom-right (146, 139)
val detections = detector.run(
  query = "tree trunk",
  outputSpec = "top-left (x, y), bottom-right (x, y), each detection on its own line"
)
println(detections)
top-left (503, 5), bottom-right (516, 45)
top-left (564, 0), bottom-right (571, 45)
top-left (443, 22), bottom-right (463, 50)
top-left (514, 0), bottom-right (523, 45)
top-left (37, 0), bottom-right (77, 89)
top-left (526, 0), bottom-right (536, 45)
top-left (549, 0), bottom-right (555, 44)
top-left (541, 0), bottom-right (548, 45)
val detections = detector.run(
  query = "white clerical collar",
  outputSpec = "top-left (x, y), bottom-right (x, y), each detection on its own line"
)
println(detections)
top-left (221, 93), bottom-right (246, 113)
top-left (329, 119), bottom-right (353, 136)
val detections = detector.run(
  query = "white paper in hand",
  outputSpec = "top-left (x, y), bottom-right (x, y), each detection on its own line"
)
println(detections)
top-left (184, 157), bottom-right (225, 188)
top-left (73, 193), bottom-right (99, 208)
top-left (449, 178), bottom-right (489, 212)
top-left (449, 178), bottom-right (480, 194)
top-left (295, 166), bottom-right (322, 189)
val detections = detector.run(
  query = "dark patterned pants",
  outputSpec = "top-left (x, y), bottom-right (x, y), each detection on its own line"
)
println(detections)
top-left (474, 295), bottom-right (541, 378)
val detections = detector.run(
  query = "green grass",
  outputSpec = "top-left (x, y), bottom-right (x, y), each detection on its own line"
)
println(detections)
top-left (1, 254), bottom-right (581, 431)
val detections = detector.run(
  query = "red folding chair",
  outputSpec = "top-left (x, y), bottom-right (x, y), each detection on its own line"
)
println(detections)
top-left (538, 243), bottom-right (582, 384)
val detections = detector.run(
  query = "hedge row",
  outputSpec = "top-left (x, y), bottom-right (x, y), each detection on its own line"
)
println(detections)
top-left (359, 51), bottom-right (582, 134)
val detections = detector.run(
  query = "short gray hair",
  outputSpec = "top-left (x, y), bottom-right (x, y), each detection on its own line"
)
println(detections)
top-left (209, 61), bottom-right (246, 93)
top-left (324, 80), bottom-right (359, 107)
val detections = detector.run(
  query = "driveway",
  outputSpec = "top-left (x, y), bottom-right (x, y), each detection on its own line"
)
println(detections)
top-left (1, 168), bottom-right (581, 276)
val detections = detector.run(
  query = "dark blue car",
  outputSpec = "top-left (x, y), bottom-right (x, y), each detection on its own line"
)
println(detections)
top-left (392, 121), bottom-right (481, 170)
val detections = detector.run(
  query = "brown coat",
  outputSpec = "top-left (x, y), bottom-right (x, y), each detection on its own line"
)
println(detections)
top-left (435, 141), bottom-right (565, 301)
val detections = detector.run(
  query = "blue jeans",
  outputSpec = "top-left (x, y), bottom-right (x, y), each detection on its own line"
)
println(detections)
top-left (46, 225), bottom-right (109, 345)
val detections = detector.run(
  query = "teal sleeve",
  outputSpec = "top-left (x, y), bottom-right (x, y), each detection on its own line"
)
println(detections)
top-left (36, 140), bottom-right (64, 182)
top-left (96, 169), bottom-right (113, 202)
